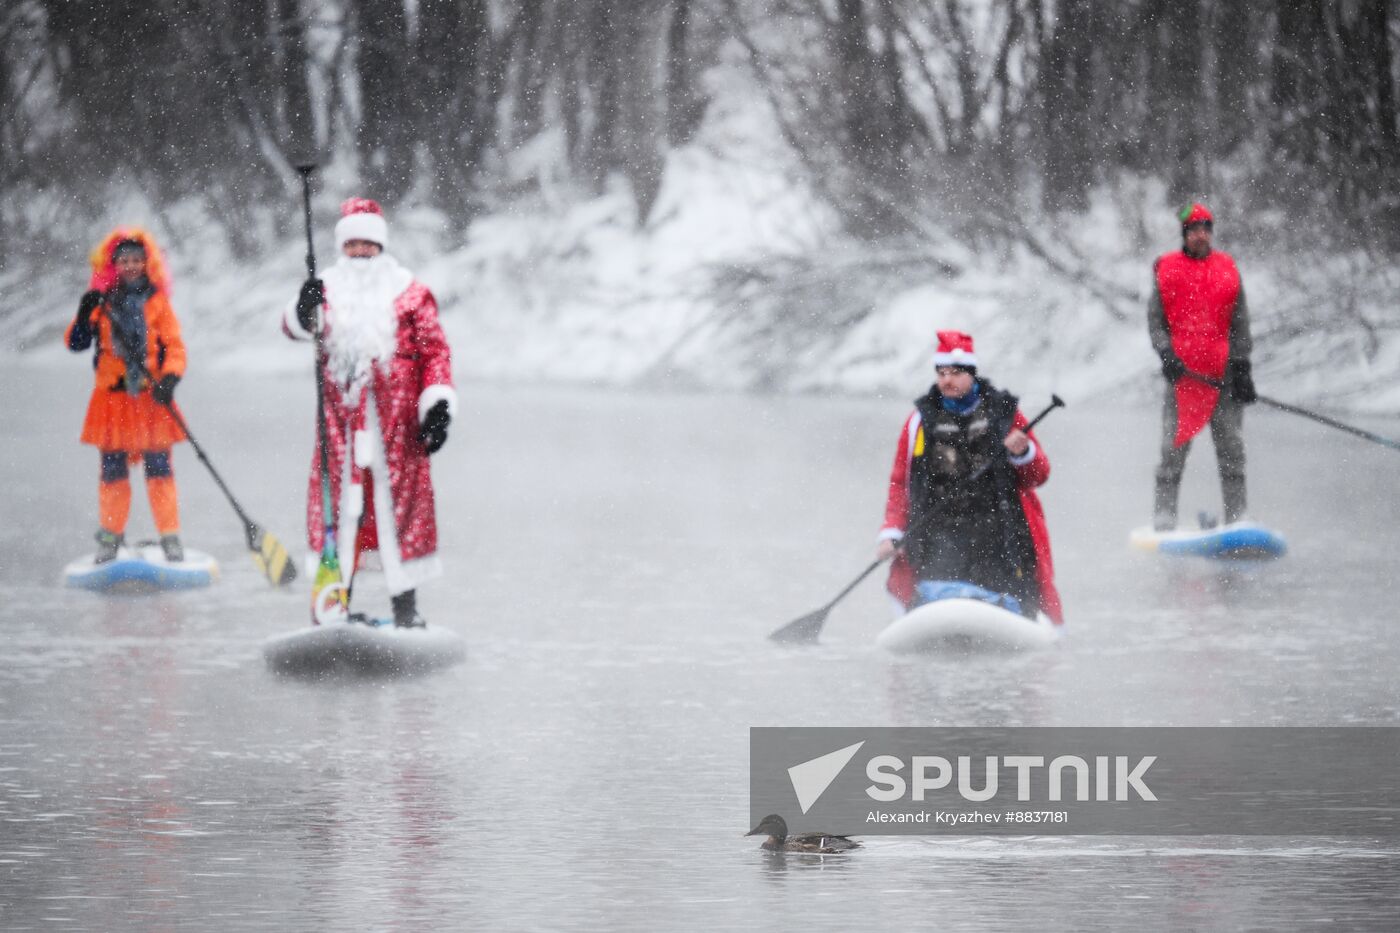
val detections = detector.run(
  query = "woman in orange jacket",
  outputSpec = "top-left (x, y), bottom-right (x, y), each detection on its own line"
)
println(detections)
top-left (65, 228), bottom-right (187, 563)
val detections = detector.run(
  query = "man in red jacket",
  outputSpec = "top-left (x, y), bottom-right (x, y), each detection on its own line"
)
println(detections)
top-left (1148, 203), bottom-right (1256, 530)
top-left (877, 331), bottom-right (1062, 623)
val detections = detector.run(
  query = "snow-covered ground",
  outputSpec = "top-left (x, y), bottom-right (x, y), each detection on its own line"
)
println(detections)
top-left (7, 57), bottom-right (1399, 416)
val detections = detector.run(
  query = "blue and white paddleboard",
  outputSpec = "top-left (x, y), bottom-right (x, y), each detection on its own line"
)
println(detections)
top-left (876, 599), bottom-right (1060, 655)
top-left (63, 543), bottom-right (219, 592)
top-left (263, 620), bottom-right (466, 677)
top-left (1130, 522), bottom-right (1287, 560)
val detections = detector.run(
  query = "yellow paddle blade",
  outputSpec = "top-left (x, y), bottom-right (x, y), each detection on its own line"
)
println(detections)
top-left (250, 528), bottom-right (297, 587)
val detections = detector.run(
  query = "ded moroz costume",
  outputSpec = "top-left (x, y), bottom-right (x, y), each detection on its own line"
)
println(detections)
top-left (283, 198), bottom-right (455, 627)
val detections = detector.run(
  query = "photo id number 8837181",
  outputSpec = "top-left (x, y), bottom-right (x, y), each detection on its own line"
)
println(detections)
top-left (1004, 811), bottom-right (1068, 824)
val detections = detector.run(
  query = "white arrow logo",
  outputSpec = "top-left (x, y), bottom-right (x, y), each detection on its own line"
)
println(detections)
top-left (788, 741), bottom-right (865, 814)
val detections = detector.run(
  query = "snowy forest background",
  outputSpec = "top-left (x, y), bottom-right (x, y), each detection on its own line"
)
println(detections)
top-left (3, 0), bottom-right (1399, 405)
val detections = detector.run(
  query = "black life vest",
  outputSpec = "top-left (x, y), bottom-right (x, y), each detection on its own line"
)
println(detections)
top-left (904, 380), bottom-right (1039, 613)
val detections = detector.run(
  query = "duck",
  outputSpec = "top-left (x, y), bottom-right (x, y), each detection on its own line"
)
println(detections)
top-left (745, 814), bottom-right (861, 853)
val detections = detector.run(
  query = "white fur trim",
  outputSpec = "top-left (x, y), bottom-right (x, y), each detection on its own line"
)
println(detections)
top-left (905, 410), bottom-right (922, 473)
top-left (1008, 439), bottom-right (1037, 467)
top-left (336, 212), bottom-right (388, 250)
top-left (878, 528), bottom-right (905, 542)
top-left (353, 429), bottom-right (375, 468)
top-left (418, 384), bottom-right (458, 423)
top-left (361, 389), bottom-right (443, 597)
top-left (388, 553), bottom-right (444, 596)
top-left (342, 481), bottom-right (364, 524)
top-left (932, 348), bottom-right (978, 368)
top-left (283, 298), bottom-right (313, 340)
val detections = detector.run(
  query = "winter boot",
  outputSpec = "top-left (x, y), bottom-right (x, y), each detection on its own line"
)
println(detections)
top-left (392, 590), bottom-right (426, 628)
top-left (160, 534), bottom-right (184, 562)
top-left (1222, 475), bottom-right (1248, 526)
top-left (1152, 481), bottom-right (1178, 531)
top-left (95, 529), bottom-right (123, 564)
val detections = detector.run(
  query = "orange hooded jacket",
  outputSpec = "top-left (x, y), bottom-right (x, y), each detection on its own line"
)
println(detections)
top-left (65, 228), bottom-right (187, 451)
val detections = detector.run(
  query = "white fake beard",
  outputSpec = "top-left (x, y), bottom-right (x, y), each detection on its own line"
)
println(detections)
top-left (323, 254), bottom-right (406, 394)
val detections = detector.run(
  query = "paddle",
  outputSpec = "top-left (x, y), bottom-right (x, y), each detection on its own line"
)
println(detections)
top-left (117, 350), bottom-right (295, 586)
top-left (151, 391), bottom-right (297, 585)
top-left (769, 394), bottom-right (1066, 644)
top-left (1184, 369), bottom-right (1400, 452)
top-left (297, 163), bottom-right (351, 624)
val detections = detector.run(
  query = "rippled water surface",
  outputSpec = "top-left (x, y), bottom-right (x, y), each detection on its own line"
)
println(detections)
top-left (3, 362), bottom-right (1399, 930)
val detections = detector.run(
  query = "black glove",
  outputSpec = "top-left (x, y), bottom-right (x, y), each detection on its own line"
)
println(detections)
top-left (296, 278), bottom-right (325, 332)
top-left (1227, 359), bottom-right (1256, 404)
top-left (77, 289), bottom-right (103, 327)
top-left (1160, 353), bottom-right (1186, 383)
top-left (419, 400), bottom-right (451, 455)
top-left (152, 373), bottom-right (180, 406)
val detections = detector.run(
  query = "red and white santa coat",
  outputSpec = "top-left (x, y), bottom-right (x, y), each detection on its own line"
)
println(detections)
top-left (283, 257), bottom-right (455, 596)
top-left (878, 407), bottom-right (1063, 624)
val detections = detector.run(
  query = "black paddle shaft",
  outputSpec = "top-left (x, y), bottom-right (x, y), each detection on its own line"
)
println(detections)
top-left (297, 163), bottom-right (351, 604)
top-left (1184, 369), bottom-right (1400, 452)
top-left (114, 342), bottom-right (263, 547)
top-left (769, 394), bottom-right (1066, 644)
top-left (294, 164), bottom-right (336, 489)
top-left (294, 164), bottom-right (335, 507)
top-left (296, 165), bottom-right (317, 279)
top-left (160, 401), bottom-right (259, 544)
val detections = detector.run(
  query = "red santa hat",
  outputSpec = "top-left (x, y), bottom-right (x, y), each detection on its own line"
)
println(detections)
top-left (335, 197), bottom-right (389, 250)
top-left (932, 330), bottom-right (978, 369)
top-left (1178, 202), bottom-right (1213, 229)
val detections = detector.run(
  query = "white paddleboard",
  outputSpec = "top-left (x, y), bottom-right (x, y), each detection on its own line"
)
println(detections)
top-left (63, 543), bottom-right (219, 592)
top-left (262, 621), bottom-right (466, 677)
top-left (876, 598), bottom-right (1060, 655)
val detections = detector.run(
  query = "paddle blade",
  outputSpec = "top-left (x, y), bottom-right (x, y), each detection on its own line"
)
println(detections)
top-left (769, 607), bottom-right (830, 644)
top-left (312, 560), bottom-right (347, 624)
top-left (248, 525), bottom-right (297, 587)
top-left (310, 537), bottom-right (347, 625)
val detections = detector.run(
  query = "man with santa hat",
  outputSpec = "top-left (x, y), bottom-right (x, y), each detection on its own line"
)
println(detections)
top-left (875, 330), bottom-right (1062, 623)
top-left (1147, 202), bottom-right (1256, 530)
top-left (284, 198), bottom-right (455, 628)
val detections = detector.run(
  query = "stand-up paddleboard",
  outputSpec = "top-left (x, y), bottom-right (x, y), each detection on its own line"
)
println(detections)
top-left (1130, 521), bottom-right (1286, 560)
top-left (876, 599), bottom-right (1059, 655)
top-left (63, 543), bottom-right (219, 592)
top-left (263, 619), bottom-right (466, 677)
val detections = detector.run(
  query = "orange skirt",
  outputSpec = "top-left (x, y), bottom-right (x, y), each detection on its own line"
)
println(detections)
top-left (79, 388), bottom-right (186, 450)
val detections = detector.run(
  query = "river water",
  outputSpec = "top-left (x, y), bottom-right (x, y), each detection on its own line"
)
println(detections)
top-left (2, 360), bottom-right (1398, 930)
